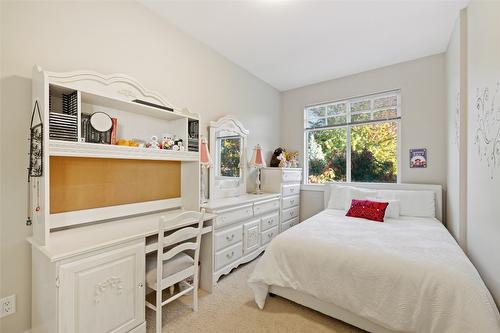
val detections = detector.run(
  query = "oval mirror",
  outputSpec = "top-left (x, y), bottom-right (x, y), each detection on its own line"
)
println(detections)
top-left (90, 112), bottom-right (112, 132)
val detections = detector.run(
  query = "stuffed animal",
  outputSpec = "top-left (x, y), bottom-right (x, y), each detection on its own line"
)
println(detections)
top-left (147, 135), bottom-right (160, 149)
top-left (161, 134), bottom-right (175, 150)
top-left (277, 153), bottom-right (287, 167)
top-left (270, 147), bottom-right (285, 167)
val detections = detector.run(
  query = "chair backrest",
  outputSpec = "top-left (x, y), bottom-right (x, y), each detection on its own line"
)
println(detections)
top-left (156, 209), bottom-right (205, 282)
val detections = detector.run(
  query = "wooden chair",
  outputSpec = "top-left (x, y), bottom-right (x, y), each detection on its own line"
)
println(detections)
top-left (145, 209), bottom-right (205, 333)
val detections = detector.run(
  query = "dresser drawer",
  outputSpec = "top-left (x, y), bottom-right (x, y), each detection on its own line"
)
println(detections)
top-left (260, 212), bottom-right (279, 231)
top-left (282, 169), bottom-right (302, 182)
top-left (282, 195), bottom-right (300, 209)
top-left (253, 198), bottom-right (280, 216)
top-left (214, 225), bottom-right (243, 252)
top-left (282, 183), bottom-right (300, 197)
top-left (214, 204), bottom-right (253, 229)
top-left (282, 206), bottom-right (299, 222)
top-left (261, 226), bottom-right (279, 246)
top-left (281, 217), bottom-right (299, 232)
top-left (215, 243), bottom-right (242, 271)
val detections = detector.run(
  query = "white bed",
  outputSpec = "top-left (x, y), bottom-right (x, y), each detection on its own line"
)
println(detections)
top-left (248, 184), bottom-right (500, 333)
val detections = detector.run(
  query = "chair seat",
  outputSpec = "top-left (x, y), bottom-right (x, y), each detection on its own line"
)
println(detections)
top-left (145, 252), bottom-right (194, 287)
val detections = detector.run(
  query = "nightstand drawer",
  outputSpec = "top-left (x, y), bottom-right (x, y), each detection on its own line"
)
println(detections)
top-left (261, 226), bottom-right (279, 246)
top-left (282, 195), bottom-right (300, 209)
top-left (281, 217), bottom-right (299, 232)
top-left (215, 225), bottom-right (243, 251)
top-left (214, 205), bottom-right (253, 229)
top-left (260, 212), bottom-right (279, 231)
top-left (282, 206), bottom-right (299, 222)
top-left (282, 170), bottom-right (302, 182)
top-left (254, 198), bottom-right (279, 216)
top-left (215, 243), bottom-right (242, 271)
top-left (282, 184), bottom-right (300, 197)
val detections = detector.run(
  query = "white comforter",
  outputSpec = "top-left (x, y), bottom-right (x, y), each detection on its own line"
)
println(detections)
top-left (248, 209), bottom-right (500, 333)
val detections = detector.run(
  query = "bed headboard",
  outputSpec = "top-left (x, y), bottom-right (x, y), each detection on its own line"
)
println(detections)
top-left (323, 182), bottom-right (444, 222)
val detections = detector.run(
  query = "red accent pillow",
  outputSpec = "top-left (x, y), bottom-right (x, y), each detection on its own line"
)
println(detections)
top-left (345, 199), bottom-right (389, 222)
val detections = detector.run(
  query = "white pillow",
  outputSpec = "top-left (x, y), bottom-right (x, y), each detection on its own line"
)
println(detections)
top-left (367, 197), bottom-right (400, 219)
top-left (376, 190), bottom-right (435, 218)
top-left (326, 185), bottom-right (378, 211)
top-left (326, 185), bottom-right (351, 210)
top-left (345, 187), bottom-right (377, 210)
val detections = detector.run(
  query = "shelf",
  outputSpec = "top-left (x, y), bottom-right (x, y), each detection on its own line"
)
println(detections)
top-left (49, 140), bottom-right (199, 161)
top-left (80, 91), bottom-right (198, 121)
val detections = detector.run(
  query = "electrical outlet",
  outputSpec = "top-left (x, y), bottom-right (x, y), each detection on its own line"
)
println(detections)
top-left (0, 295), bottom-right (16, 318)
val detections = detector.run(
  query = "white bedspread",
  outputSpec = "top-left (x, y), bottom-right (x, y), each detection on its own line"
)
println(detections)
top-left (248, 209), bottom-right (500, 333)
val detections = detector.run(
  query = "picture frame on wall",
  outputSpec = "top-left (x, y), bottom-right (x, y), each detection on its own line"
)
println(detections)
top-left (410, 148), bottom-right (427, 168)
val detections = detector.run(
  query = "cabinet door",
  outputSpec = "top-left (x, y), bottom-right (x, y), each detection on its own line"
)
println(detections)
top-left (243, 220), bottom-right (260, 254)
top-left (58, 241), bottom-right (145, 333)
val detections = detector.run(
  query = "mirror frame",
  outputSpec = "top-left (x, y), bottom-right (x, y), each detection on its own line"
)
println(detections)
top-left (209, 115), bottom-right (249, 200)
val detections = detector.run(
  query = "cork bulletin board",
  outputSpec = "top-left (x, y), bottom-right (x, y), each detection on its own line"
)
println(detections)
top-left (50, 156), bottom-right (181, 214)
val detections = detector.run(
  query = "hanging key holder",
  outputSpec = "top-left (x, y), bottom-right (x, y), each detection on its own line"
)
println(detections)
top-left (27, 101), bottom-right (43, 226)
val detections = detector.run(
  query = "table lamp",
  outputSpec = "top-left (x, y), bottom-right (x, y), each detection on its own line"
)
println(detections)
top-left (250, 144), bottom-right (266, 194)
top-left (199, 137), bottom-right (212, 204)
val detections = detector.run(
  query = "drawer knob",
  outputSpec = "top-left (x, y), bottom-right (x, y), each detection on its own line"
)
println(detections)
top-left (290, 200), bottom-right (295, 204)
top-left (226, 251), bottom-right (234, 259)
top-left (226, 234), bottom-right (235, 241)
top-left (290, 211), bottom-right (293, 216)
top-left (138, 282), bottom-right (144, 288)
top-left (268, 220), bottom-right (272, 225)
top-left (290, 188), bottom-right (295, 192)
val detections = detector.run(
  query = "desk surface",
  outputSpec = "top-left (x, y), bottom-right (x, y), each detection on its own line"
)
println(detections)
top-left (28, 209), bottom-right (216, 262)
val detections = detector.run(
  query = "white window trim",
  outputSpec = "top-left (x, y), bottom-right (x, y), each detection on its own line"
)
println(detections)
top-left (303, 90), bottom-right (401, 184)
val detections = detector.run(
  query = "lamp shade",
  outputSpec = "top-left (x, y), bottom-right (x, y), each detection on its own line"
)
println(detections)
top-left (200, 137), bottom-right (212, 167)
top-left (250, 144), bottom-right (266, 168)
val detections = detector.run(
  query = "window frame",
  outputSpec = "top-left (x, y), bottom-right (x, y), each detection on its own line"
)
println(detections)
top-left (303, 90), bottom-right (402, 185)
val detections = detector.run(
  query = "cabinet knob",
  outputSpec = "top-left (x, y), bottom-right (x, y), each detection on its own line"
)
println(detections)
top-left (138, 282), bottom-right (144, 288)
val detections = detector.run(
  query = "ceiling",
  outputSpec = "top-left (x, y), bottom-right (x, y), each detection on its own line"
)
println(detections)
top-left (142, 0), bottom-right (468, 91)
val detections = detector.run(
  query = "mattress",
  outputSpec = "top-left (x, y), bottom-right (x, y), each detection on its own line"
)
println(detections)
top-left (248, 209), bottom-right (500, 333)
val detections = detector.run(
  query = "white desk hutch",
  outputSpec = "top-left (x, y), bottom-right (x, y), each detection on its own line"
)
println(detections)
top-left (27, 66), bottom-right (211, 333)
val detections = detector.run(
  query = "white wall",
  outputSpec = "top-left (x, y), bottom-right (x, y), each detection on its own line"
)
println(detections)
top-left (445, 10), bottom-right (468, 247)
top-left (0, 2), bottom-right (280, 332)
top-left (466, 0), bottom-right (500, 307)
top-left (281, 55), bottom-right (447, 221)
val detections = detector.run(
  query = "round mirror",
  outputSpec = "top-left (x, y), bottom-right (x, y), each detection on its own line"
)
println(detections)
top-left (90, 112), bottom-right (112, 132)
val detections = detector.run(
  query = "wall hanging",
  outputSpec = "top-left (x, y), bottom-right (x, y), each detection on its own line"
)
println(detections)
top-left (27, 100), bottom-right (43, 225)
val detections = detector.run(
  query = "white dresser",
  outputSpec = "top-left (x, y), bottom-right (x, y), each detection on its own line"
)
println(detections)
top-left (203, 193), bottom-right (281, 283)
top-left (261, 168), bottom-right (302, 232)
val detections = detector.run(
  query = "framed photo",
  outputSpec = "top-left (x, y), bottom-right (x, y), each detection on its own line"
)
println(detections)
top-left (410, 148), bottom-right (427, 168)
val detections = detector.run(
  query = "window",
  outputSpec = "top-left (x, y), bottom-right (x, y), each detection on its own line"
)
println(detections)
top-left (304, 90), bottom-right (400, 184)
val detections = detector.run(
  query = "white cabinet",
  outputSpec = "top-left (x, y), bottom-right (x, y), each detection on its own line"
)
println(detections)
top-left (205, 193), bottom-right (281, 283)
top-left (32, 240), bottom-right (145, 333)
top-left (261, 168), bottom-right (302, 232)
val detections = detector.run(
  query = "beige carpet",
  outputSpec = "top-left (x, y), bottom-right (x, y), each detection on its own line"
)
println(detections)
top-left (146, 259), bottom-right (365, 333)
